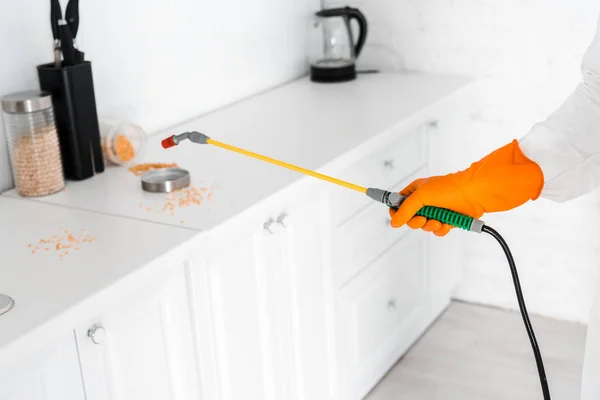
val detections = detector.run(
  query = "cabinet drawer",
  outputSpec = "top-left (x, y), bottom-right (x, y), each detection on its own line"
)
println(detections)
top-left (332, 168), bottom-right (426, 288)
top-left (338, 233), bottom-right (427, 390)
top-left (331, 124), bottom-right (427, 227)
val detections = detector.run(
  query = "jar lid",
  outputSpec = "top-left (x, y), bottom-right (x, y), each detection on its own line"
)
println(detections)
top-left (1, 91), bottom-right (53, 114)
top-left (141, 168), bottom-right (190, 193)
top-left (0, 294), bottom-right (14, 316)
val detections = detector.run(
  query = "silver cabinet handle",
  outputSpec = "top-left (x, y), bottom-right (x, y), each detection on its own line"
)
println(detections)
top-left (263, 218), bottom-right (275, 234)
top-left (383, 159), bottom-right (394, 169)
top-left (386, 218), bottom-right (392, 226)
top-left (276, 212), bottom-right (289, 228)
top-left (387, 298), bottom-right (397, 310)
top-left (88, 324), bottom-right (106, 344)
top-left (428, 120), bottom-right (439, 128)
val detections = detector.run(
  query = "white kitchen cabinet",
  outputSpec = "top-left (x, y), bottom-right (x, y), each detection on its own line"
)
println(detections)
top-left (189, 191), bottom-right (336, 400)
top-left (74, 264), bottom-right (200, 400)
top-left (275, 194), bottom-right (337, 400)
top-left (326, 120), bottom-right (454, 399)
top-left (189, 224), bottom-right (278, 400)
top-left (337, 233), bottom-right (431, 400)
top-left (0, 332), bottom-right (86, 400)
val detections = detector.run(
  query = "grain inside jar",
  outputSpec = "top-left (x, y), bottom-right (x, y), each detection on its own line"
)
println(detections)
top-left (100, 121), bottom-right (147, 167)
top-left (12, 123), bottom-right (65, 196)
top-left (2, 91), bottom-right (65, 197)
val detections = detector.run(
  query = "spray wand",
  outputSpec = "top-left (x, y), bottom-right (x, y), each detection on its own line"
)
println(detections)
top-left (162, 131), bottom-right (551, 400)
top-left (162, 131), bottom-right (484, 232)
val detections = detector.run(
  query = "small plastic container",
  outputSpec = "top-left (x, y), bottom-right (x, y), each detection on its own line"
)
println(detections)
top-left (100, 119), bottom-right (147, 167)
top-left (1, 91), bottom-right (65, 197)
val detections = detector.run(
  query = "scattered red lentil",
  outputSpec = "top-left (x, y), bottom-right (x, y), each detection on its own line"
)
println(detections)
top-left (138, 183), bottom-right (219, 223)
top-left (128, 163), bottom-right (179, 176)
top-left (29, 228), bottom-right (96, 259)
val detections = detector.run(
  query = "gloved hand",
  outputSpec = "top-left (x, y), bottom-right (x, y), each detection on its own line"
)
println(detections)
top-left (389, 139), bottom-right (544, 236)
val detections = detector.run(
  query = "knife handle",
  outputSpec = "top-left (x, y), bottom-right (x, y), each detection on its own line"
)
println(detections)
top-left (65, 0), bottom-right (79, 38)
top-left (59, 21), bottom-right (76, 66)
top-left (50, 0), bottom-right (62, 40)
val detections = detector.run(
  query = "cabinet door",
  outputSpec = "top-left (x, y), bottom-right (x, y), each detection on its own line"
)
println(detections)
top-left (75, 264), bottom-right (199, 400)
top-left (189, 219), bottom-right (284, 400)
top-left (276, 195), bottom-right (337, 400)
top-left (0, 332), bottom-right (86, 400)
top-left (189, 192), bottom-right (335, 400)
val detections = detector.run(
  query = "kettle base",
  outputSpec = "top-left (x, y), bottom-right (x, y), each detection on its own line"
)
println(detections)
top-left (310, 64), bottom-right (356, 83)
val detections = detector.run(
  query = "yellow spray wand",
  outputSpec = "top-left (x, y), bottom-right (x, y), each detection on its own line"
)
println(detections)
top-left (161, 131), bottom-right (482, 232)
top-left (161, 131), bottom-right (556, 399)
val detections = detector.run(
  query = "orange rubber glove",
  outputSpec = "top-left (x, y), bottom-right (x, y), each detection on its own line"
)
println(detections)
top-left (389, 139), bottom-right (544, 236)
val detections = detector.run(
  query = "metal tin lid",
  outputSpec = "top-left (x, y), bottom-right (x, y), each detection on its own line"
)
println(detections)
top-left (0, 294), bottom-right (14, 316)
top-left (141, 168), bottom-right (190, 193)
top-left (1, 91), bottom-right (53, 114)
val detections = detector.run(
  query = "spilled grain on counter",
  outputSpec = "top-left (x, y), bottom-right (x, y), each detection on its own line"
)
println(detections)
top-left (128, 163), bottom-right (179, 176)
top-left (139, 184), bottom-right (219, 223)
top-left (29, 228), bottom-right (96, 260)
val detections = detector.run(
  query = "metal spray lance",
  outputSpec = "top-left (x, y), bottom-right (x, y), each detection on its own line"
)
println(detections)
top-left (161, 131), bottom-right (485, 233)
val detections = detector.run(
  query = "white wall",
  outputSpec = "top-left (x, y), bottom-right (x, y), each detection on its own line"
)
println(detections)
top-left (328, 0), bottom-right (600, 323)
top-left (0, 0), bottom-right (319, 192)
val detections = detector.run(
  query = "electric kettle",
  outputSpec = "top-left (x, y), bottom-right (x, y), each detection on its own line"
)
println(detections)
top-left (308, 7), bottom-right (368, 83)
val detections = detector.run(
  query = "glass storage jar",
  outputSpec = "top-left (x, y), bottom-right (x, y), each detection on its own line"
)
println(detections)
top-left (99, 118), bottom-right (147, 167)
top-left (1, 91), bottom-right (65, 197)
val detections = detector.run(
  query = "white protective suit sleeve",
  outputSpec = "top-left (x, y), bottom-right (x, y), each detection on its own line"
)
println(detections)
top-left (518, 14), bottom-right (600, 400)
top-left (519, 14), bottom-right (600, 202)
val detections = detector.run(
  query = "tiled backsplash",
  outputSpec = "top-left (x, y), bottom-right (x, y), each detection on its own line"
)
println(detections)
top-left (328, 0), bottom-right (600, 323)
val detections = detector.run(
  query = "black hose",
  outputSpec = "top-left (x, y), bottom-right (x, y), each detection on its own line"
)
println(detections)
top-left (481, 225), bottom-right (551, 400)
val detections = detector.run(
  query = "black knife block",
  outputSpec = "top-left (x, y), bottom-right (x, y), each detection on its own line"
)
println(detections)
top-left (37, 61), bottom-right (104, 180)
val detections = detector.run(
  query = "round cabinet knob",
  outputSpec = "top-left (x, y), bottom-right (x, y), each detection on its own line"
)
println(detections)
top-left (387, 298), bottom-right (397, 310)
top-left (276, 212), bottom-right (289, 227)
top-left (88, 324), bottom-right (106, 344)
top-left (383, 159), bottom-right (394, 169)
top-left (263, 218), bottom-right (275, 234)
top-left (428, 120), bottom-right (439, 128)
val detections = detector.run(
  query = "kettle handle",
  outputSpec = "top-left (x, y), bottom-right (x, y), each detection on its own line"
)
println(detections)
top-left (345, 7), bottom-right (368, 58)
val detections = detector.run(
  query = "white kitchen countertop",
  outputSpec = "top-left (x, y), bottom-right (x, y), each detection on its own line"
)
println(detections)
top-left (3, 73), bottom-right (475, 231)
top-left (0, 72), bottom-right (476, 371)
top-left (0, 196), bottom-right (196, 371)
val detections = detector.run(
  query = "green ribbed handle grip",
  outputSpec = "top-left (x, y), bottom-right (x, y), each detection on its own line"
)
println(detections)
top-left (415, 206), bottom-right (474, 231)
top-left (365, 188), bottom-right (484, 233)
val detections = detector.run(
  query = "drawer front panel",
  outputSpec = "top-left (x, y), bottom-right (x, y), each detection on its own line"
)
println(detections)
top-left (331, 124), bottom-right (427, 227)
top-left (332, 168), bottom-right (427, 288)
